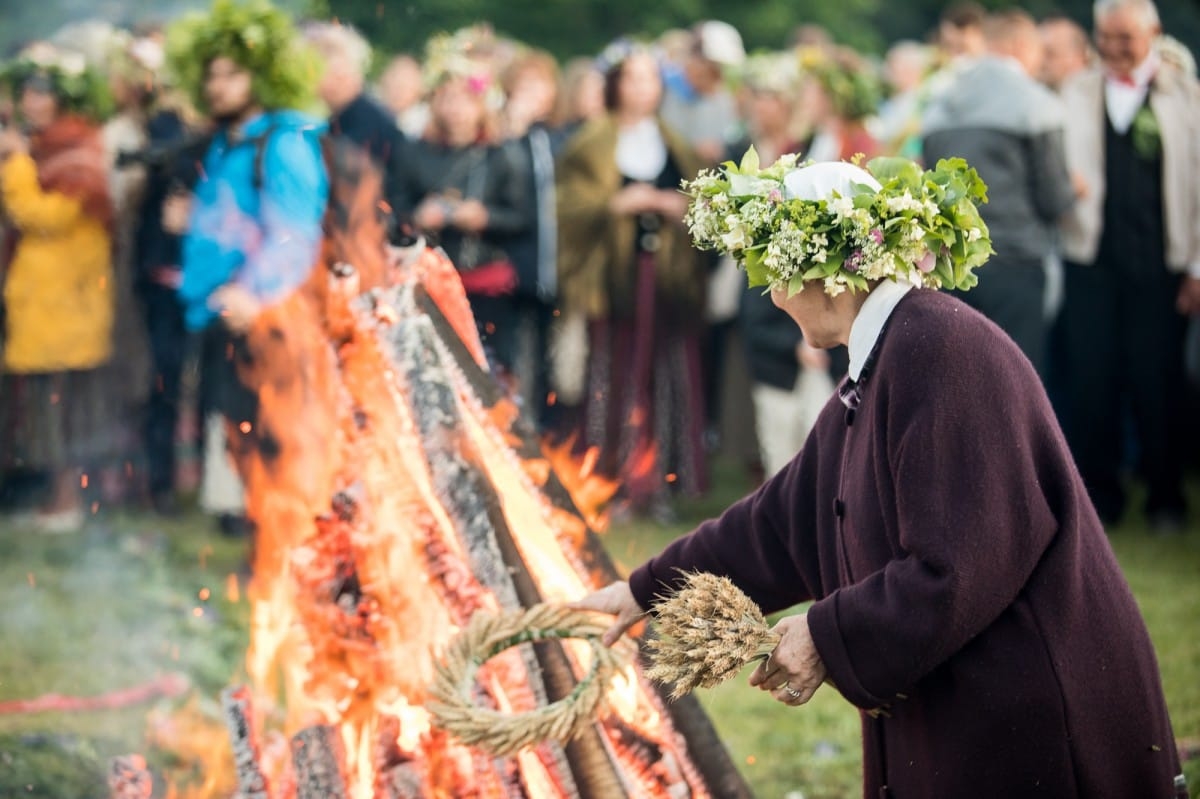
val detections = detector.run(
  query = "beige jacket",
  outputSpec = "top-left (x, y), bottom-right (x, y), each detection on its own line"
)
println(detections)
top-left (1058, 64), bottom-right (1200, 273)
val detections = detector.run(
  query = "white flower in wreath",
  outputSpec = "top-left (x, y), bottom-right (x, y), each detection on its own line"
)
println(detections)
top-left (57, 51), bottom-right (87, 77)
top-left (967, 227), bottom-right (983, 242)
top-left (721, 222), bottom-right (754, 252)
top-left (828, 194), bottom-right (855, 221)
top-left (712, 192), bottom-right (730, 208)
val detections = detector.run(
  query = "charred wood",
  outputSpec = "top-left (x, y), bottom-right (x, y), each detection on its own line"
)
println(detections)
top-left (291, 725), bottom-right (349, 799)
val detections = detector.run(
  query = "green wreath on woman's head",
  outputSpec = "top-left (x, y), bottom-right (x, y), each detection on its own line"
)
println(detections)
top-left (0, 56), bottom-right (113, 121)
top-left (165, 0), bottom-right (319, 112)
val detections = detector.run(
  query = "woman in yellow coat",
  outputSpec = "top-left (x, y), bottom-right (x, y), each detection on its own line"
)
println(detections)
top-left (0, 60), bottom-right (115, 532)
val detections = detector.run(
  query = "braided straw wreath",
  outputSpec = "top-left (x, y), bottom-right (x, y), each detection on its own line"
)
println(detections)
top-left (427, 604), bottom-right (624, 757)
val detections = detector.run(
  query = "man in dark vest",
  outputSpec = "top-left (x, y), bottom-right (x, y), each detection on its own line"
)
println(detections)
top-left (1057, 0), bottom-right (1200, 530)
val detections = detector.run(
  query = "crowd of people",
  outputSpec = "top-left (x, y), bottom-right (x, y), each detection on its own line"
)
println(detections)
top-left (0, 0), bottom-right (1196, 533)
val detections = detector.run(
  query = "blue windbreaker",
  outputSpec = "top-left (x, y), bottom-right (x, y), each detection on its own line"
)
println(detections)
top-left (180, 110), bottom-right (329, 330)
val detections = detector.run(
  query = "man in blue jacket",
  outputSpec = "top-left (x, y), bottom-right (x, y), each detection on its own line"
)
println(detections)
top-left (163, 0), bottom-right (329, 533)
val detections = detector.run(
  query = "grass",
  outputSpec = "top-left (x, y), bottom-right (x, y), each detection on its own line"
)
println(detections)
top-left (0, 462), bottom-right (1196, 798)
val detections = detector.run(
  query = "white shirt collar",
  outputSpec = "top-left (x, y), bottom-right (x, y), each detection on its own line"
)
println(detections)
top-left (847, 280), bottom-right (914, 381)
top-left (1107, 50), bottom-right (1160, 89)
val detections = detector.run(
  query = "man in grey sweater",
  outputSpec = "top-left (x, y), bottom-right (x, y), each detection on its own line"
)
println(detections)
top-left (922, 9), bottom-right (1076, 374)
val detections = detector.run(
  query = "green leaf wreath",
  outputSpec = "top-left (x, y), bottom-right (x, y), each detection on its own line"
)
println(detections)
top-left (682, 149), bottom-right (994, 297)
top-left (165, 0), bottom-right (320, 113)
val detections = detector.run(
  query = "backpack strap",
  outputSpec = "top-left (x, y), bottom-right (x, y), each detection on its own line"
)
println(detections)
top-left (250, 119), bottom-right (280, 192)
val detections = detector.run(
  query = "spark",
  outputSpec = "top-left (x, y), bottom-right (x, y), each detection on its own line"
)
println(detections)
top-left (199, 588), bottom-right (211, 601)
top-left (239, 421), bottom-right (253, 434)
top-left (26, 573), bottom-right (35, 588)
top-left (226, 573), bottom-right (241, 603)
top-left (80, 473), bottom-right (89, 489)
top-left (665, 473), bottom-right (678, 483)
top-left (192, 607), bottom-right (204, 618)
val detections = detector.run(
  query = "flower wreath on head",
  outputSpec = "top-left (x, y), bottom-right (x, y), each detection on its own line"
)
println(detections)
top-left (797, 45), bottom-right (882, 123)
top-left (165, 0), bottom-right (319, 112)
top-left (682, 148), bottom-right (993, 297)
top-left (1, 45), bottom-right (114, 121)
top-left (423, 26), bottom-right (508, 110)
top-left (593, 37), bottom-right (661, 76)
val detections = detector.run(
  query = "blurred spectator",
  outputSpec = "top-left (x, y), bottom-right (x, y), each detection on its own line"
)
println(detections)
top-left (306, 22), bottom-right (405, 236)
top-left (166, 2), bottom-right (329, 535)
top-left (554, 57), bottom-right (605, 140)
top-left (1056, 0), bottom-right (1200, 530)
top-left (659, 22), bottom-right (748, 456)
top-left (378, 54), bottom-right (428, 140)
top-left (735, 54), bottom-right (840, 477)
top-left (121, 38), bottom-right (204, 517)
top-left (1040, 14), bottom-right (1093, 90)
top-left (101, 32), bottom-right (157, 506)
top-left (922, 9), bottom-right (1076, 374)
top-left (555, 44), bottom-right (707, 518)
top-left (938, 2), bottom-right (988, 63)
top-left (873, 40), bottom-right (933, 157)
top-left (796, 47), bottom-right (882, 162)
top-left (788, 24), bottom-right (834, 52)
top-left (660, 21), bottom-right (745, 164)
top-left (499, 50), bottom-right (565, 428)
top-left (393, 52), bottom-right (532, 371)
top-left (0, 51), bottom-right (115, 532)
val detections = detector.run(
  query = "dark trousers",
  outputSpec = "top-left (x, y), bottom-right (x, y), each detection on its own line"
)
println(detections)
top-left (141, 285), bottom-right (187, 498)
top-left (513, 294), bottom-right (556, 430)
top-left (953, 258), bottom-right (1047, 375)
top-left (1057, 259), bottom-right (1187, 521)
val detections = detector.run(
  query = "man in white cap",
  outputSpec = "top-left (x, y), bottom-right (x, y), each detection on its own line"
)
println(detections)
top-left (660, 20), bottom-right (745, 164)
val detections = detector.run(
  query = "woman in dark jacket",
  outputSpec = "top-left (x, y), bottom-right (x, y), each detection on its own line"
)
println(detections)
top-left (393, 67), bottom-right (532, 371)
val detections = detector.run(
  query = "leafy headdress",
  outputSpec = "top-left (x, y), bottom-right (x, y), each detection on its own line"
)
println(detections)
top-left (683, 150), bottom-right (994, 297)
top-left (165, 0), bottom-right (318, 112)
top-left (1, 43), bottom-right (113, 121)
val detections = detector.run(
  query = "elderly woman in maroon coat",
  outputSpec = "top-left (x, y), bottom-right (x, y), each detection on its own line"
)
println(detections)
top-left (575, 158), bottom-right (1184, 797)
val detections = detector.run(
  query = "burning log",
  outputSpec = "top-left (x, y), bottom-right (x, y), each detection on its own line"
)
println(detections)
top-left (191, 138), bottom-right (757, 798)
top-left (291, 726), bottom-right (349, 799)
top-left (415, 286), bottom-right (753, 798)
top-left (221, 686), bottom-right (271, 799)
top-left (107, 755), bottom-right (152, 799)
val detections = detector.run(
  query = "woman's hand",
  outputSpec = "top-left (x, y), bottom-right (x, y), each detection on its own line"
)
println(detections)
top-left (452, 199), bottom-right (489, 233)
top-left (653, 189), bottom-right (690, 221)
top-left (162, 192), bottom-right (193, 235)
top-left (0, 127), bottom-right (27, 159)
top-left (210, 284), bottom-right (262, 334)
top-left (748, 613), bottom-right (828, 707)
top-left (569, 581), bottom-right (648, 647)
top-left (608, 182), bottom-right (660, 216)
top-left (1176, 276), bottom-right (1200, 316)
top-left (414, 198), bottom-right (450, 232)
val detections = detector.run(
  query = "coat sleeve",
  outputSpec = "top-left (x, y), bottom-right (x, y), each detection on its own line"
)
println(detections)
top-left (628, 446), bottom-right (823, 615)
top-left (234, 128), bottom-right (328, 306)
top-left (554, 125), bottom-right (618, 315)
top-left (806, 341), bottom-right (1061, 710)
top-left (1028, 92), bottom-right (1076, 223)
top-left (480, 141), bottom-right (533, 237)
top-left (0, 152), bottom-right (84, 234)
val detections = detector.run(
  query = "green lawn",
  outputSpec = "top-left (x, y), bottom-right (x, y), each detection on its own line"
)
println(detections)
top-left (0, 463), bottom-right (1196, 797)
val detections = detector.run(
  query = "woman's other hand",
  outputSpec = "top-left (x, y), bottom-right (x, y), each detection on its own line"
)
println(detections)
top-left (748, 613), bottom-right (828, 707)
top-left (569, 580), bottom-right (648, 647)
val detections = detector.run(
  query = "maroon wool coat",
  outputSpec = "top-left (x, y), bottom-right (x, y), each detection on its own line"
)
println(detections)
top-left (630, 289), bottom-right (1181, 798)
